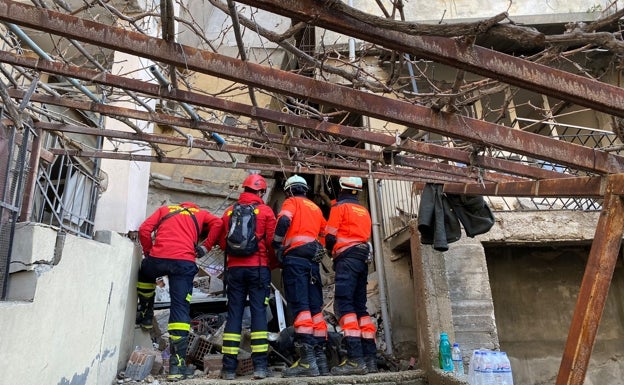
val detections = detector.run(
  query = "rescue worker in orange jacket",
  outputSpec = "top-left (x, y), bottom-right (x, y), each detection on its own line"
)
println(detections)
top-left (137, 201), bottom-right (223, 381)
top-left (272, 175), bottom-right (330, 377)
top-left (218, 174), bottom-right (278, 380)
top-left (325, 177), bottom-right (377, 375)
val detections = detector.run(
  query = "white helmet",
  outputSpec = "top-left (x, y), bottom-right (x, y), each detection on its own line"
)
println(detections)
top-left (284, 174), bottom-right (308, 191)
top-left (339, 176), bottom-right (363, 191)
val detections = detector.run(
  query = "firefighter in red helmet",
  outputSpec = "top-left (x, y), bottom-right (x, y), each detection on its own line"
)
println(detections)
top-left (218, 173), bottom-right (278, 380)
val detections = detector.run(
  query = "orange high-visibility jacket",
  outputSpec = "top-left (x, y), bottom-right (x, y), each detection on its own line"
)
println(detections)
top-left (326, 198), bottom-right (371, 257)
top-left (276, 196), bottom-right (326, 254)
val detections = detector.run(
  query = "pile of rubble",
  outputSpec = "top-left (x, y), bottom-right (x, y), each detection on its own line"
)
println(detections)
top-left (115, 251), bottom-right (410, 383)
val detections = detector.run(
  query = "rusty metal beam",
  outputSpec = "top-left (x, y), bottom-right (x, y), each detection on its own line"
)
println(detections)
top-left (233, 0), bottom-right (624, 119)
top-left (398, 141), bottom-right (567, 180)
top-left (35, 122), bottom-right (479, 183)
top-left (440, 175), bottom-right (609, 198)
top-left (9, 82), bottom-right (548, 182)
top-left (556, 174), bottom-right (624, 385)
top-left (0, 2), bottom-right (622, 175)
top-left (45, 138), bottom-right (610, 197)
top-left (1, 53), bottom-right (591, 183)
top-left (35, 122), bottom-right (287, 158)
top-left (47, 148), bottom-right (456, 183)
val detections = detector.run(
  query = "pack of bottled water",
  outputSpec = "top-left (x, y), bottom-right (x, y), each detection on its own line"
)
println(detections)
top-left (467, 349), bottom-right (513, 385)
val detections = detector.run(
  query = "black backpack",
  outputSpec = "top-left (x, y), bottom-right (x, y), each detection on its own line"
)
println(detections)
top-left (225, 203), bottom-right (260, 256)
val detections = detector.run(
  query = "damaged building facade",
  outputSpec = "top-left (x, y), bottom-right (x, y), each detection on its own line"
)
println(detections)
top-left (1, 0), bottom-right (624, 384)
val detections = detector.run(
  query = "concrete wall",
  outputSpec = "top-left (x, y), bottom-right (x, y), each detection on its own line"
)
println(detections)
top-left (414, 210), bottom-right (624, 385)
top-left (0, 223), bottom-right (140, 385)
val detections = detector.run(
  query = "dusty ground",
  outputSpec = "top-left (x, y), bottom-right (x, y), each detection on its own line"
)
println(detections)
top-left (115, 368), bottom-right (428, 385)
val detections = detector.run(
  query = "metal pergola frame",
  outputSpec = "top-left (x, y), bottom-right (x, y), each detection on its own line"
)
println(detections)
top-left (0, 1), bottom-right (623, 383)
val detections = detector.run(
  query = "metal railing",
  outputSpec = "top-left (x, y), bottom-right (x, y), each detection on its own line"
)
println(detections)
top-left (30, 134), bottom-right (99, 239)
top-left (0, 120), bottom-right (33, 299)
top-left (377, 122), bottom-right (619, 239)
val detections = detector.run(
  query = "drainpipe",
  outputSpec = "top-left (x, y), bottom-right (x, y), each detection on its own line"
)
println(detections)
top-left (6, 23), bottom-right (101, 103)
top-left (347, 0), bottom-right (392, 353)
top-left (348, 0), bottom-right (355, 62)
top-left (149, 66), bottom-right (226, 146)
top-left (365, 127), bottom-right (394, 355)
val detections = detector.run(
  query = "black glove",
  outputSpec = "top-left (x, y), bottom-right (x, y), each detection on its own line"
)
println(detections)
top-left (272, 240), bottom-right (282, 251)
top-left (275, 246), bottom-right (284, 264)
top-left (195, 245), bottom-right (208, 258)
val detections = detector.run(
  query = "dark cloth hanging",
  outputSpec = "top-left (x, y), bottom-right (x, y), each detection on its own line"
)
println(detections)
top-left (445, 194), bottom-right (495, 238)
top-left (417, 184), bottom-right (461, 252)
top-left (417, 183), bottom-right (495, 252)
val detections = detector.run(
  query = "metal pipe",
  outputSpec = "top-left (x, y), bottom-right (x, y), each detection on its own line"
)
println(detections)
top-left (149, 65), bottom-right (226, 145)
top-left (348, 0), bottom-right (355, 62)
top-left (404, 54), bottom-right (419, 94)
top-left (364, 116), bottom-right (393, 355)
top-left (5, 23), bottom-right (101, 103)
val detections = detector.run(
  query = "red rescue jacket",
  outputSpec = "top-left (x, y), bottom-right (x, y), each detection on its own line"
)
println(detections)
top-left (219, 192), bottom-right (278, 268)
top-left (139, 202), bottom-right (223, 263)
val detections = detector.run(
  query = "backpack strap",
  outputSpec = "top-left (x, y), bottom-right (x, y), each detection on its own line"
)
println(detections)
top-left (154, 208), bottom-right (185, 230)
top-left (155, 207), bottom-right (201, 244)
top-left (183, 208), bottom-right (201, 243)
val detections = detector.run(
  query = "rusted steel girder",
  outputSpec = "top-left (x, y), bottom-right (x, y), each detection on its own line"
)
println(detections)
top-left (28, 100), bottom-right (497, 182)
top-left (34, 122), bottom-right (288, 158)
top-left (441, 175), bottom-right (609, 198)
top-left (556, 174), bottom-right (624, 385)
top-left (234, 0), bottom-right (624, 119)
top-left (47, 148), bottom-right (452, 183)
top-left (38, 118), bottom-right (611, 195)
top-left (8, 78), bottom-right (550, 182)
top-left (35, 122), bottom-right (478, 183)
top-left (0, 3), bottom-right (622, 175)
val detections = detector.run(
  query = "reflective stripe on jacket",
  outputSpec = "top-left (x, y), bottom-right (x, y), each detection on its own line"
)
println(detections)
top-left (139, 202), bottom-right (223, 262)
top-left (276, 196), bottom-right (326, 254)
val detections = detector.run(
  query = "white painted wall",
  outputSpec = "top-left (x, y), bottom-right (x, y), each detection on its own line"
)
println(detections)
top-left (93, 55), bottom-right (154, 233)
top-left (0, 224), bottom-right (140, 385)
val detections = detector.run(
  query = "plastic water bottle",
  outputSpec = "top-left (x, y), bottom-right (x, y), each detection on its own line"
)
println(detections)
top-left (452, 343), bottom-right (464, 377)
top-left (481, 350), bottom-right (495, 385)
top-left (491, 351), bottom-right (503, 384)
top-left (438, 332), bottom-right (453, 372)
top-left (499, 352), bottom-right (514, 385)
top-left (469, 350), bottom-right (482, 385)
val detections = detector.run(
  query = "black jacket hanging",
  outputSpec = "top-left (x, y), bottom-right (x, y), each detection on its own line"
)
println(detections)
top-left (417, 183), bottom-right (461, 252)
top-left (445, 194), bottom-right (495, 238)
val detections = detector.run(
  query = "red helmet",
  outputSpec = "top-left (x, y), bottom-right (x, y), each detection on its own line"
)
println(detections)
top-left (242, 174), bottom-right (267, 191)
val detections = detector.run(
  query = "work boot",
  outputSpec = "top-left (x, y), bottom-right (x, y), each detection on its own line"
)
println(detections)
top-left (282, 343), bottom-right (320, 377)
top-left (168, 360), bottom-right (195, 381)
top-left (330, 356), bottom-right (368, 376)
top-left (135, 291), bottom-right (154, 330)
top-left (253, 366), bottom-right (271, 379)
top-left (220, 370), bottom-right (236, 380)
top-left (365, 355), bottom-right (379, 373)
top-left (314, 344), bottom-right (330, 376)
top-left (362, 338), bottom-right (378, 373)
top-left (167, 336), bottom-right (195, 381)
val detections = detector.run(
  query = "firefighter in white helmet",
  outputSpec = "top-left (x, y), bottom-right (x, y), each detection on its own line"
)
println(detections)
top-left (325, 176), bottom-right (377, 375)
top-left (273, 175), bottom-right (330, 377)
